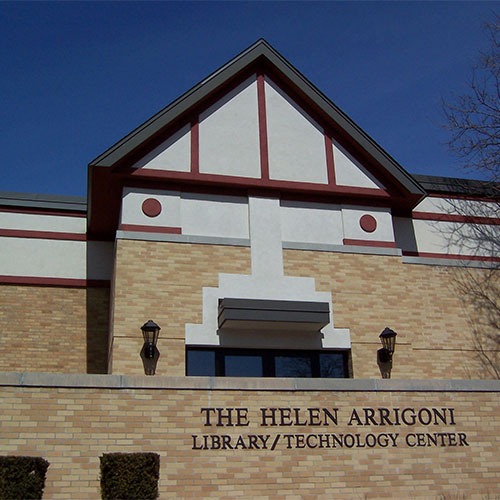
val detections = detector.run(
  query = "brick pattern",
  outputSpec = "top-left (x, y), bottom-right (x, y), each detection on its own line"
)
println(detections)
top-left (0, 285), bottom-right (109, 373)
top-left (0, 385), bottom-right (498, 499)
top-left (2, 241), bottom-right (491, 379)
top-left (111, 240), bottom-right (251, 375)
top-left (283, 250), bottom-right (491, 379)
top-left (110, 240), bottom-right (493, 379)
top-left (112, 337), bottom-right (186, 376)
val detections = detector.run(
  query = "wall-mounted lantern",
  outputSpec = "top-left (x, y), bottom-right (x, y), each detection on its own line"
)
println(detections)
top-left (377, 327), bottom-right (397, 379)
top-left (140, 320), bottom-right (161, 375)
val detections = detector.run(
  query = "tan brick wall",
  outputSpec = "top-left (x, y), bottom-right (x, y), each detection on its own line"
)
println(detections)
top-left (0, 285), bottom-right (109, 373)
top-left (110, 240), bottom-right (251, 375)
top-left (283, 250), bottom-right (490, 379)
top-left (110, 240), bottom-right (492, 379)
top-left (0, 382), bottom-right (498, 499)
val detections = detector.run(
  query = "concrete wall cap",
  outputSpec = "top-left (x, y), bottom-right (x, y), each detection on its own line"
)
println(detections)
top-left (1, 372), bottom-right (500, 392)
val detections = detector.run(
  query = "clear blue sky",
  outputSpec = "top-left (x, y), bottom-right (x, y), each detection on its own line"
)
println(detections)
top-left (1, 1), bottom-right (498, 197)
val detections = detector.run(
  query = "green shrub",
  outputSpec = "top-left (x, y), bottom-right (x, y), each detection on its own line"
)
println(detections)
top-left (100, 452), bottom-right (160, 500)
top-left (0, 456), bottom-right (50, 500)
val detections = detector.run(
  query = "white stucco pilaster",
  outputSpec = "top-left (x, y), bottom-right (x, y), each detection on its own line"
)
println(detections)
top-left (248, 195), bottom-right (283, 278)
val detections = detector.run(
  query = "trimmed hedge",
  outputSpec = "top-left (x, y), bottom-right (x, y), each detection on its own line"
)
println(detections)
top-left (0, 456), bottom-right (50, 500)
top-left (100, 452), bottom-right (160, 500)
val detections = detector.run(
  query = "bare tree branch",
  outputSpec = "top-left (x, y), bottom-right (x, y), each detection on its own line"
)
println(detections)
top-left (442, 14), bottom-right (500, 377)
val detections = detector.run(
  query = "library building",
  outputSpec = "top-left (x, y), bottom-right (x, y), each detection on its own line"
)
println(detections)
top-left (0, 40), bottom-right (499, 498)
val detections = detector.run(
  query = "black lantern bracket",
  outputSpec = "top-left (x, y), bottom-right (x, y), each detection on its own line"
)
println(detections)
top-left (140, 320), bottom-right (161, 375)
top-left (377, 327), bottom-right (397, 379)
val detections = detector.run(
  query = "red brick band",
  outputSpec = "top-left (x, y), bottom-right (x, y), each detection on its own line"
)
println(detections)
top-left (0, 229), bottom-right (86, 241)
top-left (343, 239), bottom-right (396, 248)
top-left (412, 211), bottom-right (500, 225)
top-left (119, 224), bottom-right (182, 234)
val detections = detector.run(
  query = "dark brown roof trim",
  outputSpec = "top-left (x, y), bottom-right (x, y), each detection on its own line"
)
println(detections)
top-left (414, 174), bottom-right (500, 198)
top-left (0, 191), bottom-right (87, 212)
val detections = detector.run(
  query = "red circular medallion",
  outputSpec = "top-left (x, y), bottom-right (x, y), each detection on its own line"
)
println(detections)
top-left (142, 198), bottom-right (162, 218)
top-left (360, 214), bottom-right (377, 233)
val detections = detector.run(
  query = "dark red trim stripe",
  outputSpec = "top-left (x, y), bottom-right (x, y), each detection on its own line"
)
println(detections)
top-left (0, 206), bottom-right (86, 217)
top-left (402, 250), bottom-right (500, 262)
top-left (123, 177), bottom-right (396, 208)
top-left (0, 229), bottom-right (86, 241)
top-left (130, 167), bottom-right (391, 198)
top-left (257, 73), bottom-right (270, 181)
top-left (190, 117), bottom-right (199, 175)
top-left (412, 211), bottom-right (500, 225)
top-left (343, 238), bottom-right (397, 248)
top-left (324, 134), bottom-right (336, 186)
top-left (119, 224), bottom-right (182, 234)
top-left (0, 276), bottom-right (110, 288)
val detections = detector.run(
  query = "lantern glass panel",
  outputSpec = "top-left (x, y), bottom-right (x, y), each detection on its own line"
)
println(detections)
top-left (141, 320), bottom-right (160, 346)
top-left (142, 329), bottom-right (156, 345)
top-left (379, 328), bottom-right (397, 353)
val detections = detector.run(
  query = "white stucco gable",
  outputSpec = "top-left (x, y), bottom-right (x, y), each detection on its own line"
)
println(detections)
top-left (128, 73), bottom-right (389, 192)
top-left (132, 124), bottom-right (191, 172)
top-left (333, 138), bottom-right (386, 189)
top-left (199, 76), bottom-right (261, 178)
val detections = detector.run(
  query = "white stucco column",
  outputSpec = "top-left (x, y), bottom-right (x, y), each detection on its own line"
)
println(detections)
top-left (248, 195), bottom-right (283, 278)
